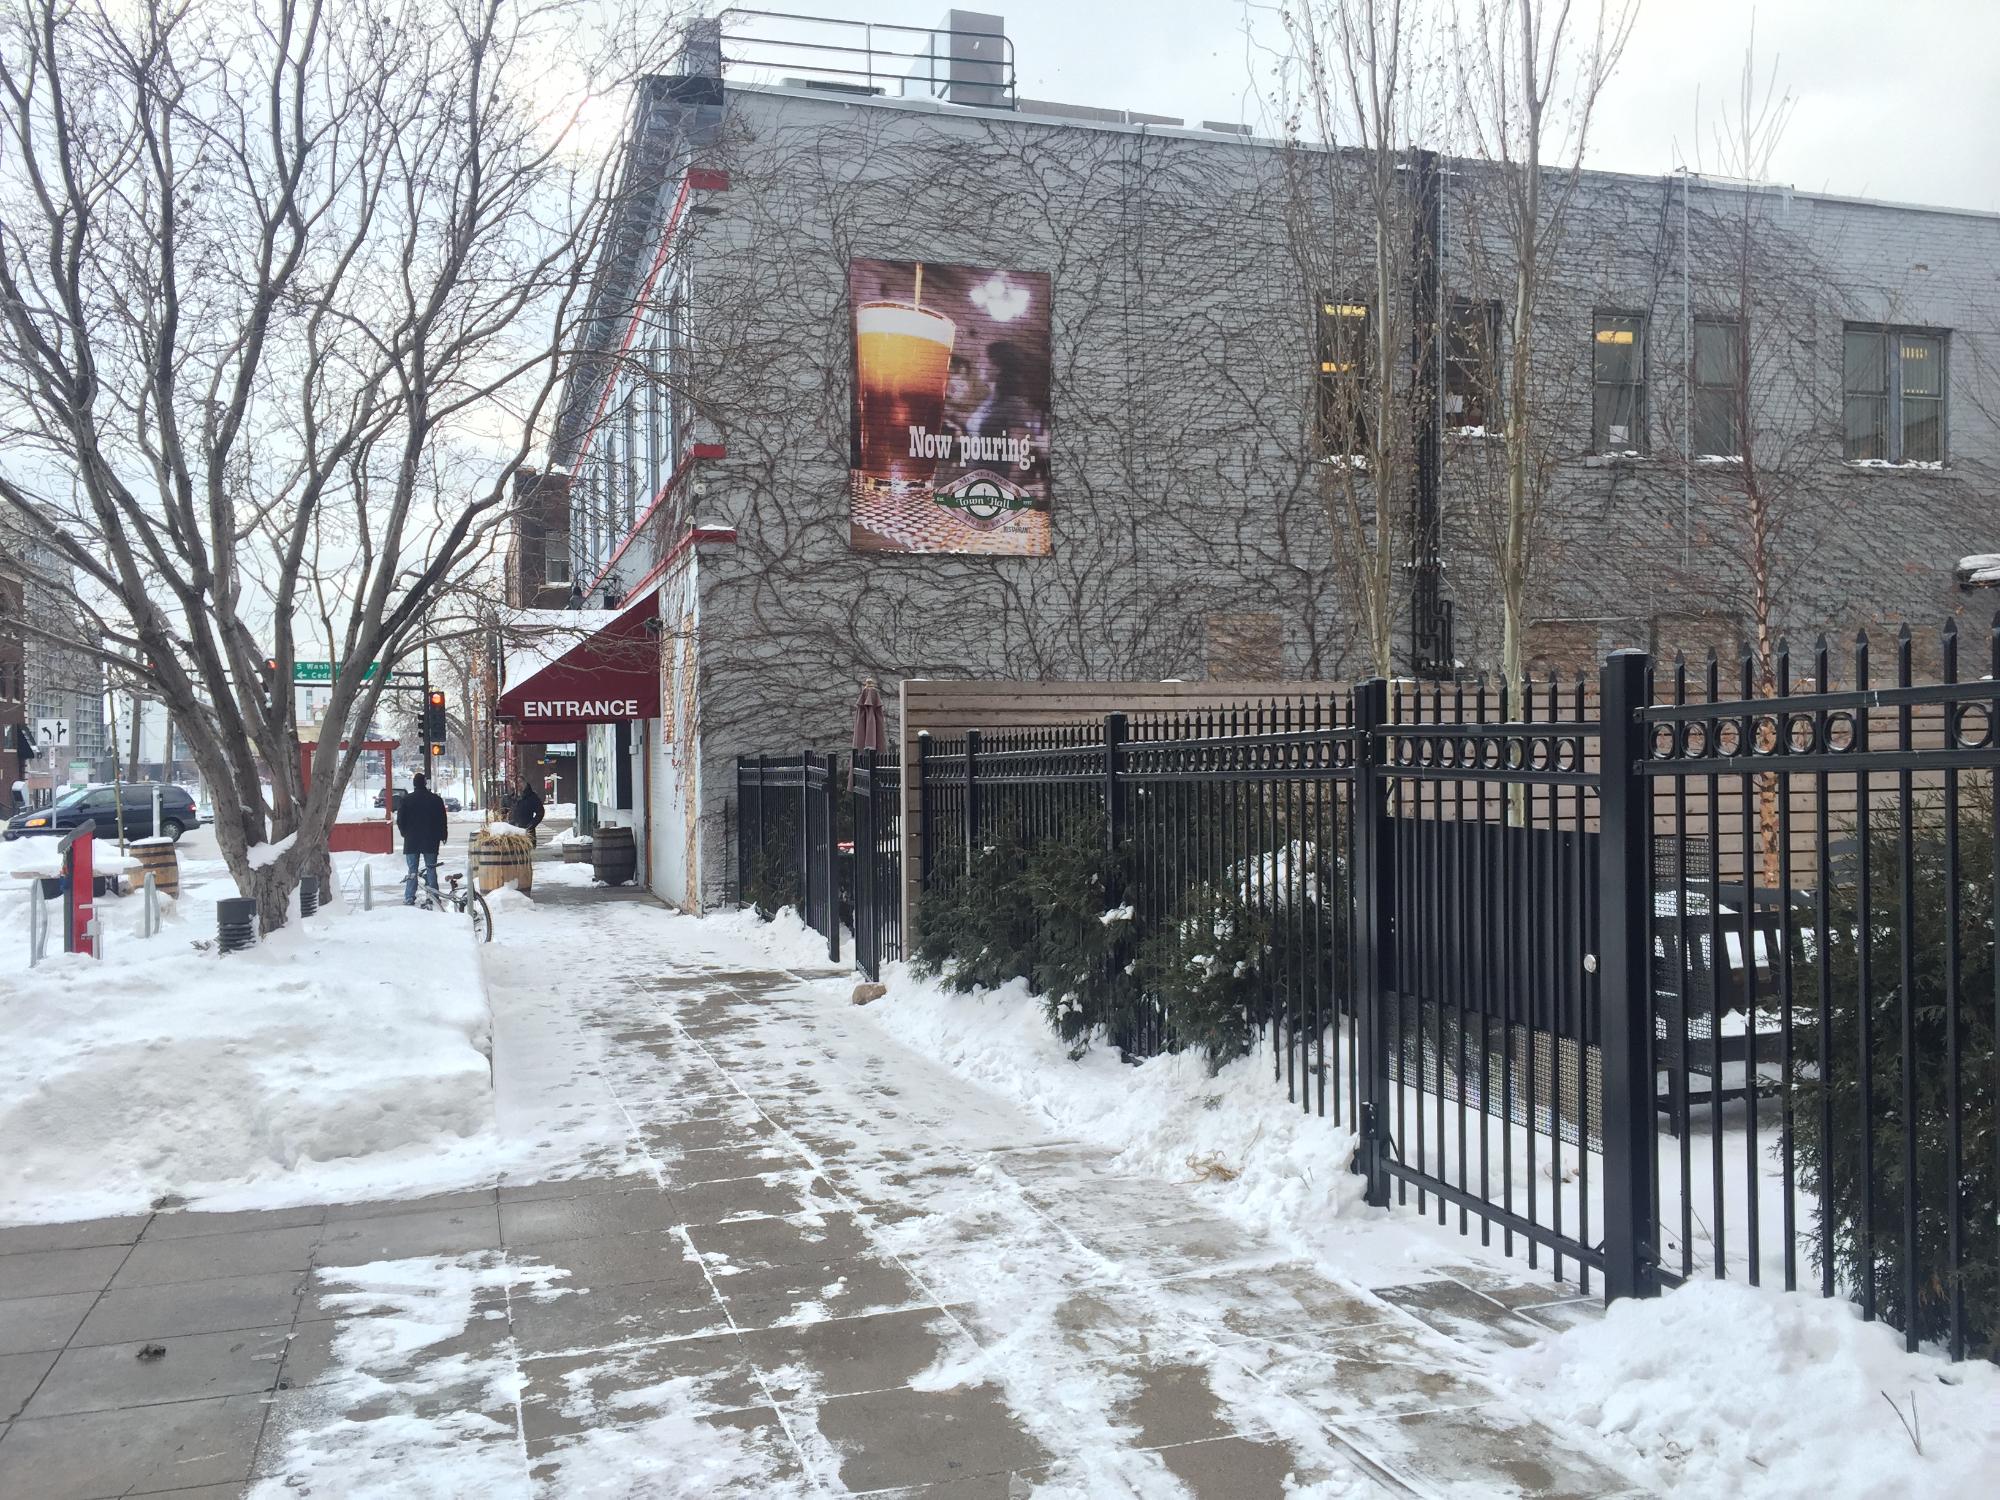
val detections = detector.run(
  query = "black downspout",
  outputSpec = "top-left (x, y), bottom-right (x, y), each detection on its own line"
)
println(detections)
top-left (1409, 148), bottom-right (1454, 679)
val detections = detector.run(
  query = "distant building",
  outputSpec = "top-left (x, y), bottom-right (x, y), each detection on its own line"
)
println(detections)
top-left (0, 513), bottom-right (106, 796)
top-left (502, 469), bottom-right (576, 612)
top-left (0, 544), bottom-right (23, 793)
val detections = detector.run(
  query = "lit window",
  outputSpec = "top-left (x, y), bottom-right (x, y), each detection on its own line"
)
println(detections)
top-left (1317, 300), bottom-right (1370, 457)
top-left (1844, 324), bottom-right (1946, 463)
top-left (1592, 314), bottom-right (1646, 453)
top-left (1445, 300), bottom-right (1500, 431)
top-left (1693, 319), bottom-right (1741, 458)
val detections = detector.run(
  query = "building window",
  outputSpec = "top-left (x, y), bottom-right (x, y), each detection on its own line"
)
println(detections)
top-left (1317, 299), bottom-right (1371, 457)
top-left (1592, 313), bottom-right (1646, 452)
top-left (620, 392), bottom-right (639, 532)
top-left (644, 341), bottom-right (665, 501)
top-left (1844, 324), bottom-right (1947, 463)
top-left (1445, 300), bottom-right (1500, 431)
top-left (545, 533), bottom-right (571, 587)
top-left (1692, 318), bottom-right (1741, 458)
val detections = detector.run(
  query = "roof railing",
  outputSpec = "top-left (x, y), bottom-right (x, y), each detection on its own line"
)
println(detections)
top-left (717, 9), bottom-right (1017, 110)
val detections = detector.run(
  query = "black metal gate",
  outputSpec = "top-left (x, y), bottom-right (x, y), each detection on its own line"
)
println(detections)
top-left (851, 749), bottom-right (903, 981)
top-left (1352, 664), bottom-right (1648, 1298)
top-left (801, 750), bottom-right (840, 964)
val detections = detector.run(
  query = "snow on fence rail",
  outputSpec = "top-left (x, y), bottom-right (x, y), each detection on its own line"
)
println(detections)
top-left (737, 620), bottom-right (2000, 1361)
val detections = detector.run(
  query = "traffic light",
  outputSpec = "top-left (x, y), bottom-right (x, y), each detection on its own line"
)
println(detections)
top-left (424, 689), bottom-right (448, 748)
top-left (262, 657), bottom-right (280, 713)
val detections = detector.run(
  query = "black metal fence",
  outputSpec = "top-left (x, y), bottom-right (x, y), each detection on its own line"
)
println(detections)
top-left (896, 627), bottom-right (1997, 1357)
top-left (1639, 624), bottom-right (1998, 1359)
top-left (736, 752), bottom-right (804, 916)
top-left (734, 748), bottom-right (903, 977)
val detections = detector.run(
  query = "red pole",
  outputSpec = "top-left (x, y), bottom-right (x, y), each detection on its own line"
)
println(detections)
top-left (66, 828), bottom-right (95, 957)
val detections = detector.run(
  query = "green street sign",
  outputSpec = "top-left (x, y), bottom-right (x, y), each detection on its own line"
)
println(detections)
top-left (293, 661), bottom-right (380, 683)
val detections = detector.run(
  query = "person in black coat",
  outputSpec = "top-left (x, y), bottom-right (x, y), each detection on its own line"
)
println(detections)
top-left (509, 780), bottom-right (545, 844)
top-left (397, 773), bottom-right (449, 904)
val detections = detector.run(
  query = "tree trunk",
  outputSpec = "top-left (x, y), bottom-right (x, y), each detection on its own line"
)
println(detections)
top-left (250, 863), bottom-right (293, 934)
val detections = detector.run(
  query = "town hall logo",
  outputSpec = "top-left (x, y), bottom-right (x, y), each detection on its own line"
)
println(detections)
top-left (931, 469), bottom-right (1035, 526)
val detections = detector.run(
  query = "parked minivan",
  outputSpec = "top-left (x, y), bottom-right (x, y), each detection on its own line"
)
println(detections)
top-left (3, 782), bottom-right (200, 842)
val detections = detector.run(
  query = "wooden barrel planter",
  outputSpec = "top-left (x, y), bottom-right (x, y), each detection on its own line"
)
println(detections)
top-left (561, 839), bottom-right (590, 864)
top-left (470, 830), bottom-right (534, 895)
top-left (592, 825), bottom-right (636, 886)
top-left (132, 838), bottom-right (179, 899)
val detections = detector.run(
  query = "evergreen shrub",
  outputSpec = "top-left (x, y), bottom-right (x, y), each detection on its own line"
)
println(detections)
top-left (743, 835), bottom-right (800, 920)
top-left (910, 828), bottom-right (1035, 993)
top-left (1134, 839), bottom-right (1338, 1071)
top-left (1788, 784), bottom-right (1998, 1359)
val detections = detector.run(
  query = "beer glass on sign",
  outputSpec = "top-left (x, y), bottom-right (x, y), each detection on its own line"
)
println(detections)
top-left (855, 301), bottom-right (956, 483)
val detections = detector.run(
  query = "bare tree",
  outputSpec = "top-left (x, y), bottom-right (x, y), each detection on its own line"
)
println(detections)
top-left (1274, 0), bottom-right (1448, 678)
top-left (0, 0), bottom-right (684, 926)
top-left (1455, 0), bottom-right (1636, 700)
top-left (1673, 38), bottom-right (1801, 885)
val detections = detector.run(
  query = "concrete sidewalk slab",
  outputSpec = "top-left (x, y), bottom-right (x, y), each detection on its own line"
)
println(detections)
top-left (0, 902), bottom-right (1646, 1498)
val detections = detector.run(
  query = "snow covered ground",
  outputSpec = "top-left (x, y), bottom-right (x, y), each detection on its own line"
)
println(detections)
top-left (0, 828), bottom-right (509, 1222)
top-left (3, 856), bottom-right (1992, 1497)
top-left (861, 960), bottom-right (2000, 1499)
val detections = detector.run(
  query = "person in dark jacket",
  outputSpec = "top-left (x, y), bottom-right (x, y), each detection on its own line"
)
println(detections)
top-left (509, 780), bottom-right (545, 844)
top-left (397, 772), bottom-right (449, 904)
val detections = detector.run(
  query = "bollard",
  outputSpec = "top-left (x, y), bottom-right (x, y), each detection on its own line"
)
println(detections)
top-left (216, 897), bottom-right (258, 953)
top-left (28, 883), bottom-right (49, 966)
top-left (60, 822), bottom-right (96, 957)
top-left (299, 876), bottom-right (320, 918)
top-left (142, 872), bottom-right (159, 938)
top-left (363, 864), bottom-right (373, 911)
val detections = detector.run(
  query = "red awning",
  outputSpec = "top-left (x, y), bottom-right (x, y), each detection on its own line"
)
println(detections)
top-left (497, 590), bottom-right (661, 740)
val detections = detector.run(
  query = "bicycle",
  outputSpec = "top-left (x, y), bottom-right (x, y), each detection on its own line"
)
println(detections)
top-left (416, 871), bottom-right (493, 943)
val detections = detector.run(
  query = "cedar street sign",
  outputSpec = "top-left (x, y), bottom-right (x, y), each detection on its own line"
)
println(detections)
top-left (293, 661), bottom-right (372, 682)
top-left (293, 661), bottom-right (423, 686)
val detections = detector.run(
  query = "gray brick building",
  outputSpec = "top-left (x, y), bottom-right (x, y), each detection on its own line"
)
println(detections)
top-left (511, 14), bottom-right (1998, 908)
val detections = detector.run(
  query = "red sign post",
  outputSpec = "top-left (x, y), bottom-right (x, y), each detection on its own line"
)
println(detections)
top-left (58, 820), bottom-right (95, 956)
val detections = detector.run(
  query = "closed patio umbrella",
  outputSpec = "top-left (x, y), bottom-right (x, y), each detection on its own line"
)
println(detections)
top-left (849, 677), bottom-right (887, 790)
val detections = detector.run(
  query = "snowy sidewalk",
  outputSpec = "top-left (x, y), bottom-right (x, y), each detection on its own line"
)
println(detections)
top-left (0, 889), bottom-right (1648, 1497)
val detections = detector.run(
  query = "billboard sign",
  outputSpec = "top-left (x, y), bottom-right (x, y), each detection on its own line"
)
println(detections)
top-left (848, 258), bottom-right (1052, 556)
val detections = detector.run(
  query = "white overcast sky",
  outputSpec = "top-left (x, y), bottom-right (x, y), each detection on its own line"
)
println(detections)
top-left (772, 0), bottom-right (2000, 212)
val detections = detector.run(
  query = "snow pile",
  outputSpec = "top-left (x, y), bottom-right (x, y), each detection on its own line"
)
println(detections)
top-left (744, 904), bottom-right (849, 969)
top-left (864, 965), bottom-right (1366, 1245)
top-left (1503, 1279), bottom-right (2000, 1498)
top-left (0, 890), bottom-right (496, 1223)
top-left (482, 820), bottom-right (528, 837)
